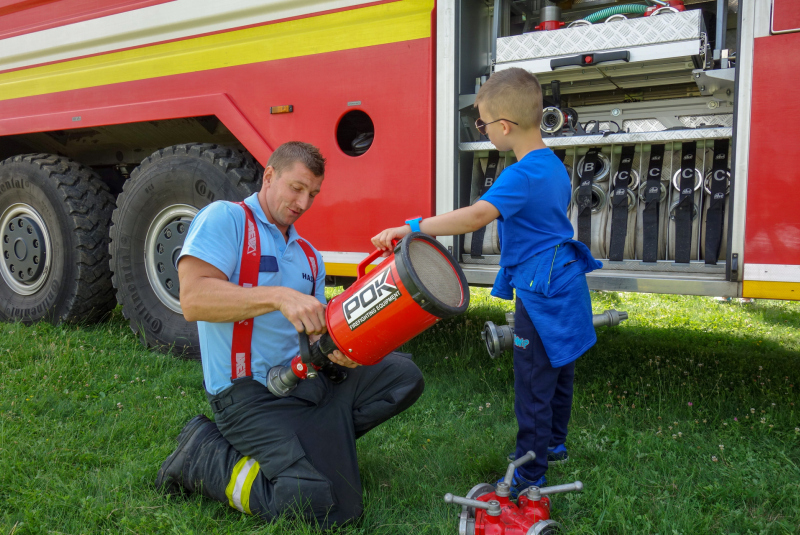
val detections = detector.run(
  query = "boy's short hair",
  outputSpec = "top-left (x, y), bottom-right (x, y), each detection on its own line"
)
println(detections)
top-left (475, 68), bottom-right (543, 131)
top-left (268, 141), bottom-right (326, 178)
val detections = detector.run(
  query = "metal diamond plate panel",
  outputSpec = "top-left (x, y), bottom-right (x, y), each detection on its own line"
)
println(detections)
top-left (679, 114), bottom-right (734, 128)
top-left (497, 10), bottom-right (704, 63)
top-left (459, 128), bottom-right (732, 151)
top-left (623, 118), bottom-right (666, 133)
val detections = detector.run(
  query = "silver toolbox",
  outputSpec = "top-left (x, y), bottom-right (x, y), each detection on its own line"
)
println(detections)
top-left (495, 11), bottom-right (708, 93)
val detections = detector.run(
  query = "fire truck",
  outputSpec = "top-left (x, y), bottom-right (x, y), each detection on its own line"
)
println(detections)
top-left (0, 0), bottom-right (796, 354)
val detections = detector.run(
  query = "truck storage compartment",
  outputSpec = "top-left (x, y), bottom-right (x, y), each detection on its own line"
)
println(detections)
top-left (454, 0), bottom-right (739, 295)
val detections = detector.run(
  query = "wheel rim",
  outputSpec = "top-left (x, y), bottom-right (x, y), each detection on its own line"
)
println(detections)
top-left (144, 204), bottom-right (197, 314)
top-left (1, 203), bottom-right (52, 296)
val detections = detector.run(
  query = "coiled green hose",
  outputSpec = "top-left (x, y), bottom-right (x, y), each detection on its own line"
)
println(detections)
top-left (583, 4), bottom-right (649, 23)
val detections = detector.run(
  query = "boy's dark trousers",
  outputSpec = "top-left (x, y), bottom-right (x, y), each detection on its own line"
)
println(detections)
top-left (513, 297), bottom-right (575, 481)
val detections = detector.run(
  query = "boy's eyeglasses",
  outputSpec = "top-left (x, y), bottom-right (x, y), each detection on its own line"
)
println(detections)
top-left (475, 117), bottom-right (519, 135)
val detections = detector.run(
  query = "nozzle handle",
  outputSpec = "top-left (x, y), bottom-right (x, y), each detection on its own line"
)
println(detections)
top-left (357, 239), bottom-right (398, 279)
top-left (539, 481), bottom-right (583, 495)
top-left (526, 480), bottom-right (584, 500)
top-left (444, 494), bottom-right (501, 516)
top-left (504, 450), bottom-right (535, 485)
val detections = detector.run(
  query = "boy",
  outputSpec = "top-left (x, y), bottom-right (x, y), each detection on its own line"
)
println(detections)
top-left (371, 67), bottom-right (601, 496)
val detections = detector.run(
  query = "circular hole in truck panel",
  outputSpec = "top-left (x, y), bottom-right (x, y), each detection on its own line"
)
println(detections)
top-left (336, 110), bottom-right (375, 157)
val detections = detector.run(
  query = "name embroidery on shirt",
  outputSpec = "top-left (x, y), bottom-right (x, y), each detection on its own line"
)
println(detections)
top-left (514, 335), bottom-right (530, 349)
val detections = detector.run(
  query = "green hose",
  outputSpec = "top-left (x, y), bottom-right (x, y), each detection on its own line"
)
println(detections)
top-left (583, 4), bottom-right (649, 23)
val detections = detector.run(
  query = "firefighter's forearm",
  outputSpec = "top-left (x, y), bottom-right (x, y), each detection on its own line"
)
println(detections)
top-left (180, 278), bottom-right (287, 323)
top-left (419, 201), bottom-right (499, 236)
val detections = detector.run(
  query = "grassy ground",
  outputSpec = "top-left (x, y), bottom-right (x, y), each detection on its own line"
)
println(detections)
top-left (1, 290), bottom-right (798, 534)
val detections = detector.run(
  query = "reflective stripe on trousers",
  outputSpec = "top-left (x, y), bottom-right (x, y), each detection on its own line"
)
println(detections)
top-left (226, 456), bottom-right (260, 514)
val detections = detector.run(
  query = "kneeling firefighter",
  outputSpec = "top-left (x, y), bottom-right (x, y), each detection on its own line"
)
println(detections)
top-left (157, 142), bottom-right (469, 527)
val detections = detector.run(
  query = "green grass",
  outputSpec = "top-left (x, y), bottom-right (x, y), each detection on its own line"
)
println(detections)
top-left (1, 290), bottom-right (799, 534)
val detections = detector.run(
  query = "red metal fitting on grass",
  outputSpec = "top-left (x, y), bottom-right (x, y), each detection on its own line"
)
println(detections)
top-left (444, 452), bottom-right (583, 535)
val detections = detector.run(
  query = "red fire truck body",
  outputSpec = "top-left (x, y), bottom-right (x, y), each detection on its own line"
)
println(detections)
top-left (0, 0), bottom-right (796, 353)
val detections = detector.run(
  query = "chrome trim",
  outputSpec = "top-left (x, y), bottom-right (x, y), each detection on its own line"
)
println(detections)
top-left (435, 0), bottom-right (457, 252)
top-left (144, 204), bottom-right (197, 314)
top-left (0, 203), bottom-right (52, 296)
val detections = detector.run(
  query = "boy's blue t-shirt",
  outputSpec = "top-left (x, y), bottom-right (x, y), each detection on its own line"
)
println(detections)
top-left (480, 148), bottom-right (574, 268)
top-left (481, 148), bottom-right (602, 367)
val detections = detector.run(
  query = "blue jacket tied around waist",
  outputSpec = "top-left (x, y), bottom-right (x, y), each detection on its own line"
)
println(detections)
top-left (491, 240), bottom-right (603, 367)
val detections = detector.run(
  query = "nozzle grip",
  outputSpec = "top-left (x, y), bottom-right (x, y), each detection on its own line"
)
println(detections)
top-left (357, 239), bottom-right (398, 279)
top-left (503, 450), bottom-right (535, 485)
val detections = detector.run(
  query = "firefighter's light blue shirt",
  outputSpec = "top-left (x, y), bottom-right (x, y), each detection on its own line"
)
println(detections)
top-left (178, 193), bottom-right (326, 395)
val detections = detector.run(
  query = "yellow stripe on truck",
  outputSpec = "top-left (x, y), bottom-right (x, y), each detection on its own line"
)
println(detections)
top-left (0, 0), bottom-right (432, 102)
top-left (742, 281), bottom-right (800, 301)
top-left (325, 262), bottom-right (379, 277)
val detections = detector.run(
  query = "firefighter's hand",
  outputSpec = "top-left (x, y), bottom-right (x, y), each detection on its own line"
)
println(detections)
top-left (371, 225), bottom-right (410, 256)
top-left (278, 288), bottom-right (327, 335)
top-left (327, 349), bottom-right (361, 369)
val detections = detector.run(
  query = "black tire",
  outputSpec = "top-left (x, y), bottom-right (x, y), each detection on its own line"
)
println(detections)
top-left (0, 154), bottom-right (116, 324)
top-left (109, 143), bottom-right (262, 357)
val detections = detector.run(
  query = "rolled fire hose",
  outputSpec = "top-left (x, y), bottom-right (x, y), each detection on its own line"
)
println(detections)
top-left (570, 150), bottom-right (611, 258)
top-left (464, 156), bottom-right (504, 255)
top-left (481, 309), bottom-right (629, 359)
top-left (570, 183), bottom-right (609, 259)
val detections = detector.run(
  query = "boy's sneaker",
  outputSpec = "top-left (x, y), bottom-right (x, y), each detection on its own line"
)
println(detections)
top-left (495, 469), bottom-right (546, 499)
top-left (506, 445), bottom-right (569, 465)
top-left (547, 444), bottom-right (569, 465)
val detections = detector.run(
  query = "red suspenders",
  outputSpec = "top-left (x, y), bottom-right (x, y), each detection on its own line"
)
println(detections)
top-left (230, 201), bottom-right (319, 381)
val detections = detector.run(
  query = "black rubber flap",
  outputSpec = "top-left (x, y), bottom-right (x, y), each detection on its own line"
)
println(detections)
top-left (674, 141), bottom-right (697, 264)
top-left (577, 148), bottom-right (600, 248)
top-left (704, 139), bottom-right (729, 265)
top-left (609, 145), bottom-right (636, 261)
top-left (642, 144), bottom-right (665, 263)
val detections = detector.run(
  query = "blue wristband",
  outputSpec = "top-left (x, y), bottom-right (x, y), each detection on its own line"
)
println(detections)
top-left (405, 217), bottom-right (422, 233)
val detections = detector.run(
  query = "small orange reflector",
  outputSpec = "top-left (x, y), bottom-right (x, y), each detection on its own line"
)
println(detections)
top-left (270, 105), bottom-right (294, 114)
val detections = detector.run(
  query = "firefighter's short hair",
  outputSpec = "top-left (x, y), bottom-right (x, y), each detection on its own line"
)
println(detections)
top-left (268, 141), bottom-right (326, 178)
top-left (475, 68), bottom-right (543, 131)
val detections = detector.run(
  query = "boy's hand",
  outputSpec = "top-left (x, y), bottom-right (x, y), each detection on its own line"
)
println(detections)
top-left (371, 225), bottom-right (411, 256)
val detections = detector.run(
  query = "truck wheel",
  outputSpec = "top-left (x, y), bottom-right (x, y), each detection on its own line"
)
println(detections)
top-left (0, 154), bottom-right (116, 323)
top-left (110, 143), bottom-right (261, 356)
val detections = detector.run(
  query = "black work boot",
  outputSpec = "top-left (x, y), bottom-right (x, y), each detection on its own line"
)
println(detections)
top-left (155, 414), bottom-right (217, 495)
